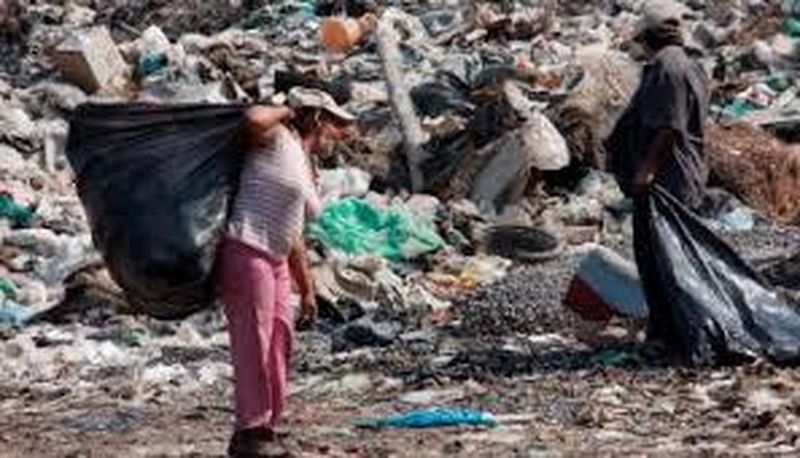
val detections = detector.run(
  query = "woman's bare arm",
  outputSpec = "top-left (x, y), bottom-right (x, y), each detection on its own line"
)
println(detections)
top-left (288, 239), bottom-right (316, 327)
top-left (245, 106), bottom-right (294, 132)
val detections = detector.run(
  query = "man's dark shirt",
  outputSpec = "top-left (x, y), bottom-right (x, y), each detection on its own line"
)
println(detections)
top-left (606, 45), bottom-right (710, 209)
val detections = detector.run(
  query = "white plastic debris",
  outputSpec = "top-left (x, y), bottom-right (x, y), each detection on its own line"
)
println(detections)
top-left (319, 167), bottom-right (372, 204)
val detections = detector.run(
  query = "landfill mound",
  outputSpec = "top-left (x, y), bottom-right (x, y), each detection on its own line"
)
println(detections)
top-left (95, 0), bottom-right (273, 41)
top-left (3, 0), bottom-right (800, 455)
top-left (707, 122), bottom-right (800, 224)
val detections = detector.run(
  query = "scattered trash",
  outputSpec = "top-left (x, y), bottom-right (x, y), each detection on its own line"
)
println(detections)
top-left (0, 101), bottom-right (35, 145)
top-left (138, 52), bottom-right (168, 78)
top-left (130, 25), bottom-right (182, 80)
top-left (332, 317), bottom-right (401, 352)
top-left (564, 245), bottom-right (648, 323)
top-left (0, 300), bottom-right (35, 326)
top-left (0, 194), bottom-right (34, 228)
top-left (399, 387), bottom-right (466, 406)
top-left (2, 1), bottom-right (800, 454)
top-left (483, 225), bottom-right (563, 264)
top-left (782, 17), bottom-right (800, 37)
top-left (0, 278), bottom-right (32, 326)
top-left (62, 408), bottom-right (144, 434)
top-left (0, 278), bottom-right (17, 300)
top-left (320, 14), bottom-right (377, 54)
top-left (412, 256), bottom-right (509, 305)
top-left (589, 348), bottom-right (645, 368)
top-left (469, 116), bottom-right (569, 213)
top-left (521, 111), bottom-right (571, 172)
top-left (708, 207), bottom-right (757, 232)
top-left (318, 167), bottom-right (372, 204)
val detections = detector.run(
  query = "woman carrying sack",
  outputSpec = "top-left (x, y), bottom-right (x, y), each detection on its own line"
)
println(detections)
top-left (219, 88), bottom-right (356, 457)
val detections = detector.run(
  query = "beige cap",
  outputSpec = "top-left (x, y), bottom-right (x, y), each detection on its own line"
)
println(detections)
top-left (287, 87), bottom-right (356, 122)
top-left (633, 0), bottom-right (689, 39)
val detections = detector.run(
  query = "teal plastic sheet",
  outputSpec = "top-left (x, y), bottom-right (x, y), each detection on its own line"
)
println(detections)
top-left (0, 278), bottom-right (33, 327)
top-left (0, 195), bottom-right (34, 228)
top-left (354, 408), bottom-right (497, 429)
top-left (0, 300), bottom-right (34, 327)
top-left (308, 198), bottom-right (444, 261)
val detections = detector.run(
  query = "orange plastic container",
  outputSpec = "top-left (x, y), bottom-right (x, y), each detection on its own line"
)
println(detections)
top-left (321, 17), bottom-right (362, 53)
top-left (320, 14), bottom-right (377, 53)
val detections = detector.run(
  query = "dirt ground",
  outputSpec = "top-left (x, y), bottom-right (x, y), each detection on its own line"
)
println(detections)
top-left (2, 338), bottom-right (800, 457)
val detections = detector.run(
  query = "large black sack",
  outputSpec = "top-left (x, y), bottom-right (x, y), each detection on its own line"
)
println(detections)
top-left (66, 103), bottom-right (247, 320)
top-left (634, 187), bottom-right (800, 365)
top-left (634, 186), bottom-right (800, 366)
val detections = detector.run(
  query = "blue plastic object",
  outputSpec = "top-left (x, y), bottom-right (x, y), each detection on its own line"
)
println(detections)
top-left (138, 53), bottom-right (168, 77)
top-left (0, 300), bottom-right (34, 327)
top-left (355, 408), bottom-right (497, 429)
top-left (715, 207), bottom-right (756, 233)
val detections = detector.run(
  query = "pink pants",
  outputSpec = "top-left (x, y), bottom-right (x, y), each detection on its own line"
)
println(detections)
top-left (218, 238), bottom-right (293, 431)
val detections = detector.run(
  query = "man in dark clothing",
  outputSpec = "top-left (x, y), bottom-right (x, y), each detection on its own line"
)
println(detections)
top-left (606, 1), bottom-right (711, 349)
top-left (606, 1), bottom-right (710, 209)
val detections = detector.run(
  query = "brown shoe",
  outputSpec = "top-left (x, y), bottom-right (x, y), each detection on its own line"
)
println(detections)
top-left (227, 428), bottom-right (292, 458)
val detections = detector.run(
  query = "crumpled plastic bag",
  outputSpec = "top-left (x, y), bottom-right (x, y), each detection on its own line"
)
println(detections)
top-left (0, 195), bottom-right (35, 228)
top-left (318, 167), bottom-right (371, 204)
top-left (308, 198), bottom-right (444, 261)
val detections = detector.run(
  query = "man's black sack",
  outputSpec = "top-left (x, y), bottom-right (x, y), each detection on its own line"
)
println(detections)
top-left (634, 186), bottom-right (800, 366)
top-left (66, 103), bottom-right (246, 320)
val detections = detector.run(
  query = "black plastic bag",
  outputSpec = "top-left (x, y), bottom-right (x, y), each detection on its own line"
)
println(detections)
top-left (634, 186), bottom-right (800, 366)
top-left (410, 81), bottom-right (474, 119)
top-left (274, 70), bottom-right (352, 105)
top-left (761, 251), bottom-right (800, 290)
top-left (67, 103), bottom-right (246, 320)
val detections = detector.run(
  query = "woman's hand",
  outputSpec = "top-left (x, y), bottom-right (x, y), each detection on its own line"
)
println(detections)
top-left (288, 239), bottom-right (316, 330)
top-left (297, 292), bottom-right (317, 330)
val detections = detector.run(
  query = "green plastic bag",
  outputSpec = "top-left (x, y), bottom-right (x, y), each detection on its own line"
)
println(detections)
top-left (783, 17), bottom-right (800, 37)
top-left (0, 278), bottom-right (32, 327)
top-left (308, 198), bottom-right (444, 261)
top-left (722, 99), bottom-right (759, 119)
top-left (0, 195), bottom-right (34, 228)
top-left (0, 278), bottom-right (18, 301)
top-left (767, 74), bottom-right (793, 93)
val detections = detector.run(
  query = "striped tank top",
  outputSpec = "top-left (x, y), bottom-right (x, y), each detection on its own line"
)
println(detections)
top-left (227, 125), bottom-right (320, 260)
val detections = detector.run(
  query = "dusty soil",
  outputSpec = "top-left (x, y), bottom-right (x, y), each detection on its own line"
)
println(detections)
top-left (3, 355), bottom-right (800, 457)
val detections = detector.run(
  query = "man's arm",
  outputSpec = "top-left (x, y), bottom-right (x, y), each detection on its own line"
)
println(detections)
top-left (634, 51), bottom-right (691, 194)
top-left (633, 129), bottom-right (677, 194)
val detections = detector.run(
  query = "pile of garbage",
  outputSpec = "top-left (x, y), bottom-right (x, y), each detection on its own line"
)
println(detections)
top-left (0, 0), bottom-right (798, 342)
top-left (3, 1), bottom-right (800, 452)
top-left (0, 0), bottom-right (579, 330)
top-left (5, 0), bottom-right (800, 309)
